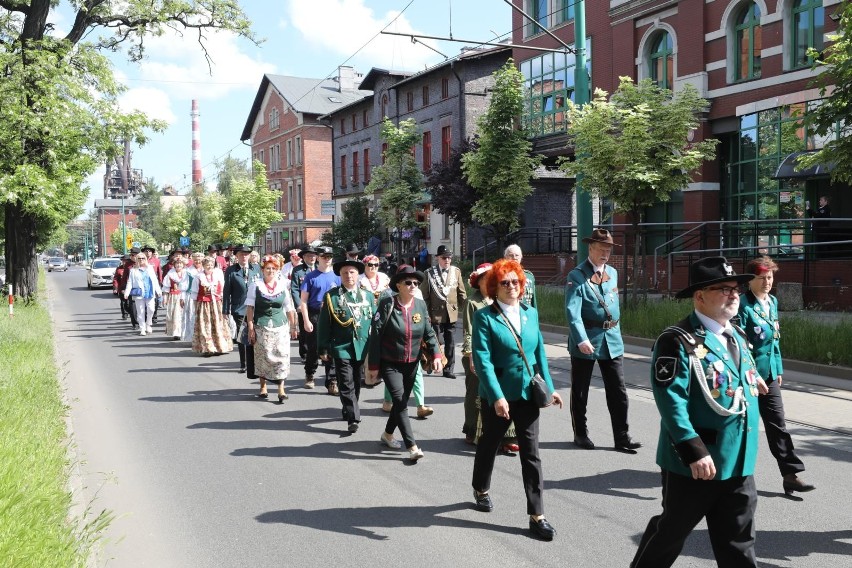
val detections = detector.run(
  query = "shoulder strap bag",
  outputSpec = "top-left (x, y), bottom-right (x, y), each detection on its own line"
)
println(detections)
top-left (493, 304), bottom-right (551, 408)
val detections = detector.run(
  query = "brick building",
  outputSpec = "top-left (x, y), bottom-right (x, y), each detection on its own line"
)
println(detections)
top-left (94, 198), bottom-right (139, 256)
top-left (321, 46), bottom-right (512, 260)
top-left (241, 69), bottom-right (371, 253)
top-left (512, 0), bottom-right (850, 305)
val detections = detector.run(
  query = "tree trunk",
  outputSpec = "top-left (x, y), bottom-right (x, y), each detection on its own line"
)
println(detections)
top-left (5, 202), bottom-right (40, 300)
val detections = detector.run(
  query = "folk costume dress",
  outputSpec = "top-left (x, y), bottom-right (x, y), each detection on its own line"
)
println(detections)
top-left (181, 265), bottom-right (199, 341)
top-left (161, 268), bottom-right (191, 339)
top-left (190, 270), bottom-right (232, 355)
top-left (245, 278), bottom-right (294, 383)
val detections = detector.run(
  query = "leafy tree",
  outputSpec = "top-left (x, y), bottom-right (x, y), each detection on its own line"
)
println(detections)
top-left (0, 1), bottom-right (254, 300)
top-left (135, 178), bottom-right (164, 238)
top-left (426, 138), bottom-right (479, 227)
top-left (216, 155), bottom-right (252, 197)
top-left (110, 227), bottom-right (156, 253)
top-left (322, 195), bottom-right (381, 253)
top-left (155, 202), bottom-right (191, 250)
top-left (462, 60), bottom-right (541, 249)
top-left (797, 2), bottom-right (852, 182)
top-left (365, 118), bottom-right (424, 258)
top-left (221, 161), bottom-right (282, 245)
top-left (186, 188), bottom-right (225, 252)
top-left (560, 76), bottom-right (718, 302)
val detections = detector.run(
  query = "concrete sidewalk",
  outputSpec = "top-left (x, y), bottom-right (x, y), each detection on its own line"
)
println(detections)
top-left (537, 328), bottom-right (852, 435)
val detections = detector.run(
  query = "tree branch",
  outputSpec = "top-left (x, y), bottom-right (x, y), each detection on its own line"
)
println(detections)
top-left (0, 0), bottom-right (29, 14)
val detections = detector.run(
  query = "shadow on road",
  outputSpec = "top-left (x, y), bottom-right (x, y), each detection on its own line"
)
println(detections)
top-left (255, 502), bottom-right (528, 540)
top-left (549, 469), bottom-right (659, 500)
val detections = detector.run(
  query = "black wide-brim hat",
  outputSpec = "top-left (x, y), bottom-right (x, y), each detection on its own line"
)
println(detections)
top-left (344, 243), bottom-right (362, 254)
top-left (207, 244), bottom-right (218, 252)
top-left (333, 259), bottom-right (365, 275)
top-left (581, 228), bottom-right (620, 246)
top-left (232, 244), bottom-right (253, 253)
top-left (298, 245), bottom-right (318, 258)
top-left (141, 245), bottom-right (156, 252)
top-left (436, 245), bottom-right (453, 257)
top-left (675, 256), bottom-right (755, 299)
top-left (129, 247), bottom-right (141, 255)
top-left (389, 264), bottom-right (425, 288)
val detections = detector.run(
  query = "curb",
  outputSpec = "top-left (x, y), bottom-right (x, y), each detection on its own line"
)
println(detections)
top-left (539, 323), bottom-right (851, 381)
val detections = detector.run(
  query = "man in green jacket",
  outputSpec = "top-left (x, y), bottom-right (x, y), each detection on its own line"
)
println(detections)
top-left (632, 257), bottom-right (760, 568)
top-left (317, 259), bottom-right (376, 433)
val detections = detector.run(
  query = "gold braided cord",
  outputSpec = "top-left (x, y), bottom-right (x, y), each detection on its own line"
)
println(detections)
top-left (326, 292), bottom-right (357, 328)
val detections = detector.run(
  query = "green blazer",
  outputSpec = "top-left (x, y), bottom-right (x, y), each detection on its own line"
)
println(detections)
top-left (317, 287), bottom-right (376, 361)
top-left (222, 263), bottom-right (261, 315)
top-left (737, 291), bottom-right (783, 381)
top-left (651, 312), bottom-right (760, 480)
top-left (368, 295), bottom-right (440, 367)
top-left (565, 260), bottom-right (623, 359)
top-left (472, 302), bottom-right (555, 406)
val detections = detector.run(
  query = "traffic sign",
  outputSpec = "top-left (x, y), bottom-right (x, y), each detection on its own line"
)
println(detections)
top-left (179, 236), bottom-right (190, 247)
top-left (321, 200), bottom-right (336, 216)
top-left (126, 234), bottom-right (133, 250)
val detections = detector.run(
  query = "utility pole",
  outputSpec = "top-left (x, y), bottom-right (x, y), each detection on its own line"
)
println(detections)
top-left (573, 0), bottom-right (592, 261)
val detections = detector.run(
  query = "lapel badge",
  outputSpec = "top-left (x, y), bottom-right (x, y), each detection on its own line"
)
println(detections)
top-left (412, 313), bottom-right (422, 324)
top-left (694, 344), bottom-right (708, 359)
top-left (694, 326), bottom-right (706, 337)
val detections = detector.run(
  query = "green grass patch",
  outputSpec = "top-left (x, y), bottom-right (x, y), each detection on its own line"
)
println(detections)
top-left (535, 285), bottom-right (852, 367)
top-left (0, 276), bottom-right (109, 567)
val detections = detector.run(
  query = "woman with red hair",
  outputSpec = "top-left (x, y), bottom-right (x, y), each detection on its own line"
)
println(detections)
top-left (245, 255), bottom-right (298, 402)
top-left (470, 259), bottom-right (563, 541)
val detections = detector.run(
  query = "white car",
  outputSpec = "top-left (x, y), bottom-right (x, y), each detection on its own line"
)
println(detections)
top-left (47, 257), bottom-right (68, 272)
top-left (86, 257), bottom-right (121, 289)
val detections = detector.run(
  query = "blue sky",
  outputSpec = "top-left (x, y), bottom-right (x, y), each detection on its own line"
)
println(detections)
top-left (75, 0), bottom-right (514, 213)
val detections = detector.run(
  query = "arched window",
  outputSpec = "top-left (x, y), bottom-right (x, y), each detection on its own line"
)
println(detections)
top-left (735, 3), bottom-right (762, 81)
top-left (649, 32), bottom-right (674, 89)
top-left (792, 0), bottom-right (824, 68)
top-left (380, 93), bottom-right (389, 120)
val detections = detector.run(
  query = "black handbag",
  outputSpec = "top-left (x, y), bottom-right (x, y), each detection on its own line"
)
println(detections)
top-left (496, 307), bottom-right (552, 408)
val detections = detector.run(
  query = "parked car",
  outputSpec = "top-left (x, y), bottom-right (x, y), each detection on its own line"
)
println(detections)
top-left (86, 257), bottom-right (121, 289)
top-left (47, 257), bottom-right (68, 272)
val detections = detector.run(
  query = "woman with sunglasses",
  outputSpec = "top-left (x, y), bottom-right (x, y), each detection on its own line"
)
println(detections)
top-left (471, 259), bottom-right (563, 541)
top-left (738, 255), bottom-right (815, 496)
top-left (369, 265), bottom-right (442, 461)
top-left (359, 255), bottom-right (391, 387)
top-left (123, 252), bottom-right (162, 336)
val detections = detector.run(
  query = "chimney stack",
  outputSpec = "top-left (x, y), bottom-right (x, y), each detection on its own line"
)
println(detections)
top-left (338, 66), bottom-right (355, 92)
top-left (191, 99), bottom-right (202, 190)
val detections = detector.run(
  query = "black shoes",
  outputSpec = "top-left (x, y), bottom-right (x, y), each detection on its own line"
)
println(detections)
top-left (473, 490), bottom-right (493, 512)
top-left (574, 435), bottom-right (595, 450)
top-left (783, 474), bottom-right (816, 495)
top-left (347, 422), bottom-right (359, 433)
top-left (237, 367), bottom-right (246, 373)
top-left (442, 371), bottom-right (455, 378)
top-left (615, 436), bottom-right (642, 452)
top-left (529, 517), bottom-right (556, 541)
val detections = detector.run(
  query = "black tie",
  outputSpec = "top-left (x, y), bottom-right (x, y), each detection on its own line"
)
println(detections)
top-left (723, 330), bottom-right (740, 367)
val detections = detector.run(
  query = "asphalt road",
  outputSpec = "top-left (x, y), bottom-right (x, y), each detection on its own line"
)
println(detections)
top-left (47, 269), bottom-right (852, 568)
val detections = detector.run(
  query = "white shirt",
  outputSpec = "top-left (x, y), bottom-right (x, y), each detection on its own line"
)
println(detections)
top-left (694, 310), bottom-right (734, 342)
top-left (244, 278), bottom-right (294, 311)
top-left (497, 300), bottom-right (521, 332)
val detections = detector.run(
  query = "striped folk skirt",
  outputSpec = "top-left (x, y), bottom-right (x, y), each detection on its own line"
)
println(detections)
top-left (163, 293), bottom-right (185, 338)
top-left (191, 300), bottom-right (232, 355)
top-left (253, 324), bottom-right (291, 382)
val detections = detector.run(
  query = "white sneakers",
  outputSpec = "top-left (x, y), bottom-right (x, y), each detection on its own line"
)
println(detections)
top-left (140, 329), bottom-right (146, 336)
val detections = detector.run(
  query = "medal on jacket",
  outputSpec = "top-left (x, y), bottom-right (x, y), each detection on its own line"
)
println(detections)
top-left (412, 313), bottom-right (422, 324)
top-left (694, 344), bottom-right (708, 359)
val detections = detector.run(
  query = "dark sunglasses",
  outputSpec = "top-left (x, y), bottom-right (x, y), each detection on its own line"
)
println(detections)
top-left (401, 280), bottom-right (419, 286)
top-left (499, 279), bottom-right (520, 288)
top-left (366, 263), bottom-right (380, 267)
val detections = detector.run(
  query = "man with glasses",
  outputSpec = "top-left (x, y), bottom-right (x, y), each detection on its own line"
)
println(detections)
top-left (421, 245), bottom-right (467, 378)
top-left (504, 244), bottom-right (536, 307)
top-left (632, 257), bottom-right (760, 568)
top-left (300, 246), bottom-right (341, 393)
top-left (565, 228), bottom-right (640, 452)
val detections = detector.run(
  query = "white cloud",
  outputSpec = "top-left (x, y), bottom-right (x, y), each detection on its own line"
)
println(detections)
top-left (122, 29), bottom-right (277, 100)
top-left (288, 0), bottom-right (440, 72)
top-left (119, 87), bottom-right (176, 124)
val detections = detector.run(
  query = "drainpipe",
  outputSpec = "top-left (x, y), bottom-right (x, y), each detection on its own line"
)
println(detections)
top-left (451, 60), bottom-right (465, 257)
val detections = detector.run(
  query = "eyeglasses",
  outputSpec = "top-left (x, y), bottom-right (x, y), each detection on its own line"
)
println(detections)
top-left (366, 263), bottom-right (380, 267)
top-left (499, 279), bottom-right (520, 288)
top-left (704, 285), bottom-right (742, 296)
top-left (401, 280), bottom-right (419, 286)
top-left (319, 255), bottom-right (334, 259)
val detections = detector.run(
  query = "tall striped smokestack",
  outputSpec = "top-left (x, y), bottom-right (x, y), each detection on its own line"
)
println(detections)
top-left (191, 99), bottom-right (202, 189)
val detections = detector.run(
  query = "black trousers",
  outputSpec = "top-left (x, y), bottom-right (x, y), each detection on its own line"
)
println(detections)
top-left (631, 471), bottom-right (757, 568)
top-left (382, 360), bottom-right (420, 448)
top-left (119, 295), bottom-right (128, 317)
top-left (758, 379), bottom-right (805, 477)
top-left (570, 355), bottom-right (629, 440)
top-left (462, 355), bottom-right (479, 436)
top-left (231, 313), bottom-right (255, 379)
top-left (432, 321), bottom-right (457, 373)
top-left (305, 308), bottom-right (333, 384)
top-left (297, 311), bottom-right (308, 359)
top-left (472, 398), bottom-right (544, 515)
top-left (124, 297), bottom-right (138, 327)
top-left (335, 357), bottom-right (363, 424)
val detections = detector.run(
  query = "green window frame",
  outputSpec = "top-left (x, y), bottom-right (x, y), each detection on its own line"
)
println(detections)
top-left (555, 0), bottom-right (575, 25)
top-left (520, 42), bottom-right (591, 138)
top-left (527, 0), bottom-right (549, 37)
top-left (735, 3), bottom-right (762, 81)
top-left (791, 0), bottom-right (824, 69)
top-left (649, 32), bottom-right (674, 90)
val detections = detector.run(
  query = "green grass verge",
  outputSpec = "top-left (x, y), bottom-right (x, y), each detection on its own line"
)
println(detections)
top-left (536, 285), bottom-right (852, 367)
top-left (0, 276), bottom-right (109, 567)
